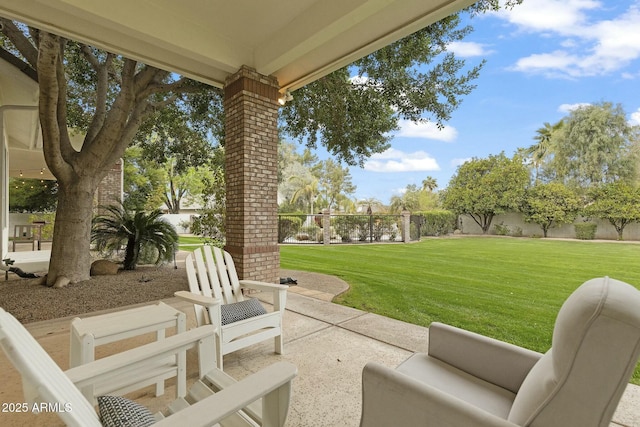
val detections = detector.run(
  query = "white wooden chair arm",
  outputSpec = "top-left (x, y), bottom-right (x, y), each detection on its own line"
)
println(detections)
top-left (153, 361), bottom-right (298, 427)
top-left (174, 290), bottom-right (222, 307)
top-left (66, 326), bottom-right (216, 388)
top-left (239, 280), bottom-right (289, 292)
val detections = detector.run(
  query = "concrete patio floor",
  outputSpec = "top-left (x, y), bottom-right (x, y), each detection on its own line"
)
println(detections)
top-left (1, 276), bottom-right (639, 426)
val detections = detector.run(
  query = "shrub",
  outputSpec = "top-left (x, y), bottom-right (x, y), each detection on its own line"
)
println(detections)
top-left (299, 225), bottom-right (321, 241)
top-left (278, 216), bottom-right (303, 243)
top-left (494, 222), bottom-right (510, 236)
top-left (574, 222), bottom-right (597, 240)
top-left (413, 210), bottom-right (457, 236)
top-left (28, 213), bottom-right (55, 240)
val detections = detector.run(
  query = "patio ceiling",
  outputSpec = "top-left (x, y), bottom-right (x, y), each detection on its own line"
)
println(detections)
top-left (0, 0), bottom-right (475, 92)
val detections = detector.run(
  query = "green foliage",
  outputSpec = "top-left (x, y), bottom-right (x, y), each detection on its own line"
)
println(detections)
top-left (389, 182), bottom-right (440, 213)
top-left (91, 204), bottom-right (178, 270)
top-left (583, 182), bottom-right (640, 240)
top-left (278, 216), bottom-right (303, 243)
top-left (190, 166), bottom-right (226, 246)
top-left (413, 210), bottom-right (457, 236)
top-left (28, 213), bottom-right (56, 240)
top-left (574, 223), bottom-right (598, 240)
top-left (280, 8), bottom-right (490, 167)
top-left (522, 182), bottom-right (581, 237)
top-left (8, 178), bottom-right (58, 213)
top-left (442, 153), bottom-right (529, 233)
top-left (493, 222), bottom-right (510, 236)
top-left (544, 102), bottom-right (640, 188)
top-left (278, 141), bottom-right (358, 213)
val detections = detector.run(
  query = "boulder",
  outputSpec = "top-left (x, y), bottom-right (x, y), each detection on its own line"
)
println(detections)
top-left (90, 260), bottom-right (120, 276)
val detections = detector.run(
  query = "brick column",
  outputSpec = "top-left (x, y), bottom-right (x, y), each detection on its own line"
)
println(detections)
top-left (223, 66), bottom-right (280, 283)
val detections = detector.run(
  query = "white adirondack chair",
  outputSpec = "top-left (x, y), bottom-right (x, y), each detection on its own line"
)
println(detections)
top-left (0, 307), bottom-right (297, 427)
top-left (176, 246), bottom-right (288, 369)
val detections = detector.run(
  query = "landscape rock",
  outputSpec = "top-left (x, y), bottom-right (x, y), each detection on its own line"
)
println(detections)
top-left (90, 260), bottom-right (120, 276)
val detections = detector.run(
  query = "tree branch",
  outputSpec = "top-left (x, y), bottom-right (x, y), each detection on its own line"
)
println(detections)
top-left (85, 51), bottom-right (114, 143)
top-left (37, 32), bottom-right (74, 181)
top-left (0, 18), bottom-right (39, 68)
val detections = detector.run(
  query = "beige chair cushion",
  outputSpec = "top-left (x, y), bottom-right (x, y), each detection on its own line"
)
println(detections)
top-left (508, 277), bottom-right (640, 427)
top-left (397, 353), bottom-right (516, 419)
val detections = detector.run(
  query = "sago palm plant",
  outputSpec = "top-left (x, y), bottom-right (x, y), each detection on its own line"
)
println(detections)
top-left (91, 204), bottom-right (178, 270)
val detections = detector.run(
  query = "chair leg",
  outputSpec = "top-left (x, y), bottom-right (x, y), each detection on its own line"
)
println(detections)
top-left (275, 335), bottom-right (284, 355)
top-left (216, 333), bottom-right (224, 370)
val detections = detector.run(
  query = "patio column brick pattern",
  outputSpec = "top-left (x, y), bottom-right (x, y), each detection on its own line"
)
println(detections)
top-left (223, 66), bottom-right (280, 283)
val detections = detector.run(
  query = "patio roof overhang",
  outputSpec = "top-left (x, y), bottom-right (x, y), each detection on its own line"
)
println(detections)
top-left (0, 0), bottom-right (476, 93)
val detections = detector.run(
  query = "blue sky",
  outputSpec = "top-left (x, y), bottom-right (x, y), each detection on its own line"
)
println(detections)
top-left (292, 0), bottom-right (640, 204)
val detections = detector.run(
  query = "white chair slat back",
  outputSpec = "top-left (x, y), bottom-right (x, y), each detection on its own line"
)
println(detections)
top-left (202, 246), bottom-right (223, 301)
top-left (185, 255), bottom-right (208, 327)
top-left (193, 249), bottom-right (212, 298)
top-left (212, 247), bottom-right (242, 304)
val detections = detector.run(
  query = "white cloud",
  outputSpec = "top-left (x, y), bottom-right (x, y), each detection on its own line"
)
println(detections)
top-left (497, 0), bottom-right (600, 35)
top-left (364, 148), bottom-right (440, 173)
top-left (558, 102), bottom-right (591, 113)
top-left (497, 1), bottom-right (640, 78)
top-left (630, 108), bottom-right (640, 126)
top-left (396, 119), bottom-right (458, 142)
top-left (448, 41), bottom-right (492, 57)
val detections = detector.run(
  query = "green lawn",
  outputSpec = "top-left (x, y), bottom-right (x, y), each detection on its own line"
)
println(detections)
top-left (280, 237), bottom-right (640, 384)
top-left (177, 235), bottom-right (207, 248)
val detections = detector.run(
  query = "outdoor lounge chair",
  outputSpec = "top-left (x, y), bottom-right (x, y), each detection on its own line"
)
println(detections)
top-left (0, 308), bottom-right (297, 427)
top-left (175, 246), bottom-right (287, 370)
top-left (359, 277), bottom-right (640, 427)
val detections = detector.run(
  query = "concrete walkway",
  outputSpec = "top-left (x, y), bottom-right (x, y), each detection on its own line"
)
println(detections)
top-left (0, 276), bottom-right (639, 426)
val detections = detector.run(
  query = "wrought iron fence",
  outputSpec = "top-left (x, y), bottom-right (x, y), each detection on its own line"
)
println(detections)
top-left (278, 213), bottom-right (404, 244)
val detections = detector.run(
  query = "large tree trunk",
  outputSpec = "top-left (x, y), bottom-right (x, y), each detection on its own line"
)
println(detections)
top-left (47, 179), bottom-right (96, 286)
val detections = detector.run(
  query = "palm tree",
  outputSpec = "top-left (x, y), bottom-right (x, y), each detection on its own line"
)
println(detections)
top-left (290, 175), bottom-right (319, 214)
top-left (421, 176), bottom-right (438, 192)
top-left (91, 204), bottom-right (178, 270)
top-left (526, 120), bottom-right (563, 182)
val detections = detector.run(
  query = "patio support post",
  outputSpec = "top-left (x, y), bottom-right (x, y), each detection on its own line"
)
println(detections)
top-left (223, 66), bottom-right (280, 283)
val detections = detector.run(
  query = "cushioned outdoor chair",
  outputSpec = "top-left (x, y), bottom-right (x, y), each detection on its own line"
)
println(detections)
top-left (0, 308), bottom-right (297, 427)
top-left (175, 246), bottom-right (288, 369)
top-left (360, 277), bottom-right (640, 427)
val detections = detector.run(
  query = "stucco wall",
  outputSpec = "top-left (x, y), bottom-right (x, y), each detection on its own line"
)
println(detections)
top-left (459, 212), bottom-right (640, 240)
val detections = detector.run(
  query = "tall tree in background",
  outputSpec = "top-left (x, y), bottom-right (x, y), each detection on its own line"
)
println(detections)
top-left (317, 159), bottom-right (356, 211)
top-left (442, 153), bottom-right (529, 233)
top-left (523, 121), bottom-right (563, 183)
top-left (545, 102), bottom-right (640, 189)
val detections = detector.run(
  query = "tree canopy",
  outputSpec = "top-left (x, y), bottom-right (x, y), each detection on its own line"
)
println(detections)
top-left (280, 1), bottom-right (523, 166)
top-left (583, 182), bottom-right (640, 240)
top-left (539, 102), bottom-right (640, 188)
top-left (442, 153), bottom-right (529, 233)
top-left (522, 182), bottom-right (581, 237)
